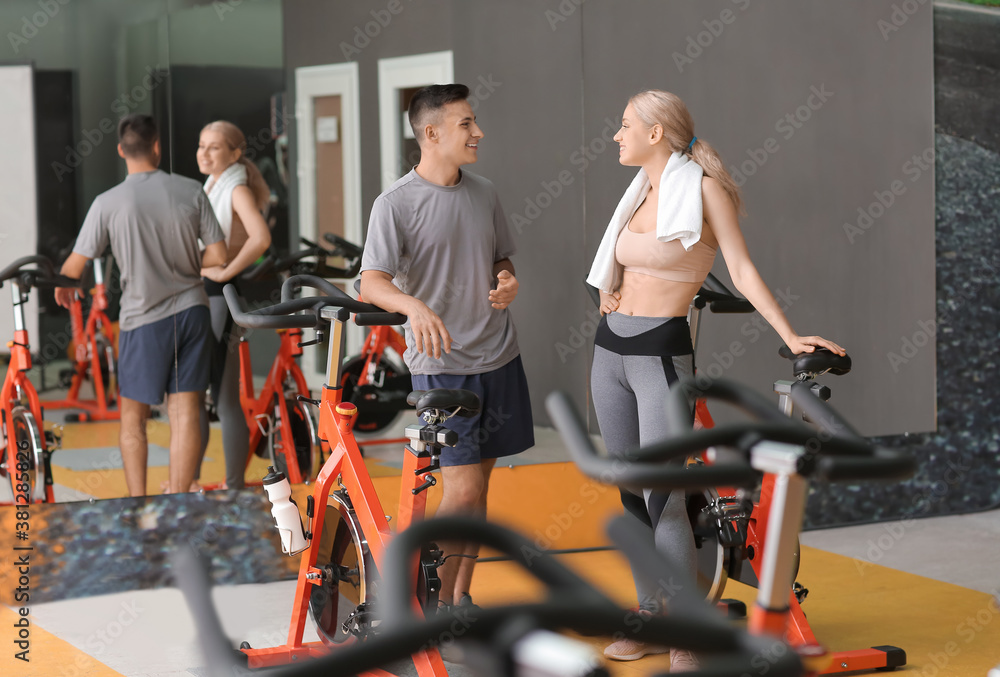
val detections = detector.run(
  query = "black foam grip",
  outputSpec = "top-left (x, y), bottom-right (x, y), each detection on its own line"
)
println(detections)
top-left (323, 232), bottom-right (364, 258)
top-left (817, 450), bottom-right (916, 483)
top-left (354, 311), bottom-right (406, 326)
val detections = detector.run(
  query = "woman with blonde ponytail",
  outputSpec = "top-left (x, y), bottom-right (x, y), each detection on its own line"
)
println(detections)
top-left (587, 91), bottom-right (844, 670)
top-left (194, 120), bottom-right (272, 490)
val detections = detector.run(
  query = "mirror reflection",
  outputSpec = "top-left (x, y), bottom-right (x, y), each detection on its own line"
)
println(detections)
top-left (0, 0), bottom-right (284, 503)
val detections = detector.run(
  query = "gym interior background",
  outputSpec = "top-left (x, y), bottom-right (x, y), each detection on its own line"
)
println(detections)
top-left (0, 0), bottom-right (998, 654)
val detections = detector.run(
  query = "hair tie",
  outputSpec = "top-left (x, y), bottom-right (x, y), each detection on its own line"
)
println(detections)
top-left (685, 136), bottom-right (697, 152)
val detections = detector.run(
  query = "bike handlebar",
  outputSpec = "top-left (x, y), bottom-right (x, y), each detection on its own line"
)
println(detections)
top-left (0, 255), bottom-right (82, 289)
top-left (546, 390), bottom-right (760, 491)
top-left (281, 274), bottom-right (406, 326)
top-left (240, 235), bottom-right (364, 282)
top-left (366, 517), bottom-right (802, 677)
top-left (546, 378), bottom-right (915, 487)
top-left (695, 274), bottom-right (755, 313)
top-left (224, 276), bottom-right (406, 331)
top-left (323, 232), bottom-right (363, 259)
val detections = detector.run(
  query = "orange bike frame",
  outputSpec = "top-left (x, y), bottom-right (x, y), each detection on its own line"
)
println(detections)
top-left (240, 329), bottom-right (446, 677)
top-left (44, 278), bottom-right (119, 420)
top-left (696, 399), bottom-right (900, 675)
top-left (236, 328), bottom-right (313, 485)
top-left (3, 328), bottom-right (54, 504)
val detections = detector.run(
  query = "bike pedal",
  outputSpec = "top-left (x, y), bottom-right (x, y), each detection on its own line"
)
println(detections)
top-left (44, 429), bottom-right (63, 451)
top-left (793, 581), bottom-right (809, 604)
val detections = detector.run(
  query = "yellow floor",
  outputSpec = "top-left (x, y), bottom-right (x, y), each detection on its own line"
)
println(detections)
top-left (468, 546), bottom-right (1000, 676)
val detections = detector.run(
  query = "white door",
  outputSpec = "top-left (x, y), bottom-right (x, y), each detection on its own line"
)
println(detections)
top-left (295, 63), bottom-right (363, 388)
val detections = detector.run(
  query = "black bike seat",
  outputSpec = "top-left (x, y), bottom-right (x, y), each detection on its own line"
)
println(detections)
top-left (406, 389), bottom-right (481, 417)
top-left (778, 346), bottom-right (852, 377)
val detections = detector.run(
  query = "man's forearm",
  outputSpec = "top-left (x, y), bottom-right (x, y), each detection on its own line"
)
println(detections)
top-left (59, 252), bottom-right (90, 280)
top-left (360, 272), bottom-right (422, 315)
top-left (493, 258), bottom-right (515, 278)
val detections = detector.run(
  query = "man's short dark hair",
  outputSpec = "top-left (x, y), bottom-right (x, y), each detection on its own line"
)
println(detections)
top-left (408, 84), bottom-right (470, 142)
top-left (118, 114), bottom-right (159, 158)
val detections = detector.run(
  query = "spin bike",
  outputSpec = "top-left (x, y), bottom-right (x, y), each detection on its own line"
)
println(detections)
top-left (43, 254), bottom-right (119, 421)
top-left (546, 376), bottom-right (915, 676)
top-left (1, 256), bottom-right (80, 504)
top-left (664, 277), bottom-right (908, 672)
top-left (223, 274), bottom-right (479, 674)
top-left (687, 348), bottom-right (910, 673)
top-left (226, 234), bottom-right (363, 486)
top-left (176, 515), bottom-right (805, 677)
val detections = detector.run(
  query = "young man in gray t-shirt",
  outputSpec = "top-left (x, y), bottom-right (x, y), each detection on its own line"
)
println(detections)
top-left (56, 114), bottom-right (226, 497)
top-left (360, 84), bottom-right (533, 612)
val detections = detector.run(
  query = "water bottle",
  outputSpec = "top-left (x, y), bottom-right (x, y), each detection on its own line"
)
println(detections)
top-left (262, 466), bottom-right (308, 555)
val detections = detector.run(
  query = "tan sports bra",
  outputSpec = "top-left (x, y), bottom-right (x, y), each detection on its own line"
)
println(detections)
top-left (615, 225), bottom-right (717, 284)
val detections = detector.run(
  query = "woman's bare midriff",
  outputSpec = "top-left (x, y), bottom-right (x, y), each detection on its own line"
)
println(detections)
top-left (226, 213), bottom-right (247, 262)
top-left (615, 271), bottom-right (701, 318)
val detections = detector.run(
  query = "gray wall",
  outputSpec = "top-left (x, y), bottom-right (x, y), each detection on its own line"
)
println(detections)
top-left (284, 0), bottom-right (935, 435)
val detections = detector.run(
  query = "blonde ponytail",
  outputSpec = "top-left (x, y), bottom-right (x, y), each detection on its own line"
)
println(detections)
top-left (629, 90), bottom-right (745, 216)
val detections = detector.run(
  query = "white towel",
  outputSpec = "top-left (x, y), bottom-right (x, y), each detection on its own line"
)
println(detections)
top-left (204, 161), bottom-right (248, 243)
top-left (586, 151), bottom-right (704, 293)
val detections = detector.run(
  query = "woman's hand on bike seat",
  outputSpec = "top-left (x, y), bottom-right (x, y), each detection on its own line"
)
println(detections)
top-left (778, 345), bottom-right (852, 378)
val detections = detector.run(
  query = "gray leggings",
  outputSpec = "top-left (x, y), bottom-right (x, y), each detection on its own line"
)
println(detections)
top-left (197, 294), bottom-right (250, 489)
top-left (591, 312), bottom-right (697, 613)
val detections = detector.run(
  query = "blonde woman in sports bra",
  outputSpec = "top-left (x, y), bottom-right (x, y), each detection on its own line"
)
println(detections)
top-left (588, 90), bottom-right (844, 670)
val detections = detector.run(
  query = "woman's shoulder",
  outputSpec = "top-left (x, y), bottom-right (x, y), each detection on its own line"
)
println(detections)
top-left (230, 183), bottom-right (255, 201)
top-left (700, 176), bottom-right (732, 207)
top-left (701, 175), bottom-right (723, 193)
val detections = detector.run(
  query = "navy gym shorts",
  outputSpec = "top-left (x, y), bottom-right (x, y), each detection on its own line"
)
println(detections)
top-left (118, 305), bottom-right (212, 406)
top-left (410, 355), bottom-right (534, 467)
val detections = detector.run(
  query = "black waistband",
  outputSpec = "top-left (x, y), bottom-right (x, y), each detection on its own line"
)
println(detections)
top-left (204, 278), bottom-right (237, 297)
top-left (594, 314), bottom-right (693, 357)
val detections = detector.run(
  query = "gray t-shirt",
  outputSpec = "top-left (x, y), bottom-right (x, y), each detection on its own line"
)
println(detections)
top-left (361, 168), bottom-right (519, 375)
top-left (74, 170), bottom-right (224, 331)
